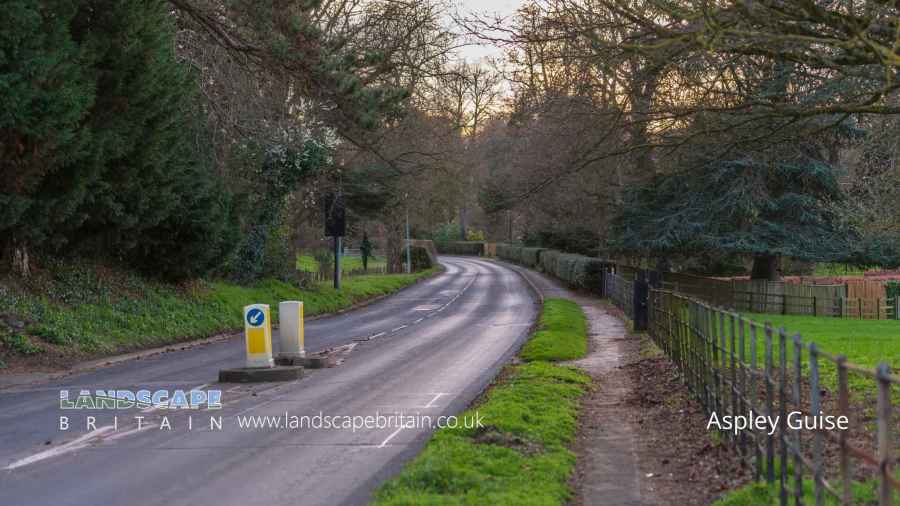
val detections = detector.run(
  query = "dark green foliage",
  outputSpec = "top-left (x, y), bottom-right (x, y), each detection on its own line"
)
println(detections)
top-left (1, 0), bottom-right (238, 279)
top-left (227, 0), bottom-right (412, 134)
top-left (409, 245), bottom-right (432, 271)
top-left (430, 223), bottom-right (463, 243)
top-left (434, 241), bottom-right (484, 256)
top-left (0, 1), bottom-right (94, 243)
top-left (231, 141), bottom-right (330, 282)
top-left (539, 250), bottom-right (606, 291)
top-left (886, 282), bottom-right (900, 301)
top-left (524, 226), bottom-right (600, 257)
top-left (496, 244), bottom-right (545, 268)
top-left (360, 233), bottom-right (373, 270)
top-left (610, 154), bottom-right (851, 265)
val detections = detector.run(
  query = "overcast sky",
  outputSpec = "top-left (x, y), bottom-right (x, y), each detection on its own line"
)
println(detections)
top-left (451, 0), bottom-right (522, 62)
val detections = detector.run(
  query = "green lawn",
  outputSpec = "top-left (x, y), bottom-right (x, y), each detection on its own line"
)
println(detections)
top-left (0, 265), bottom-right (436, 359)
top-left (374, 299), bottom-right (590, 505)
top-left (296, 253), bottom-right (387, 273)
top-left (677, 314), bottom-right (900, 505)
top-left (520, 299), bottom-right (588, 362)
top-left (714, 477), bottom-right (882, 505)
top-left (742, 313), bottom-right (900, 397)
top-left (811, 263), bottom-right (872, 277)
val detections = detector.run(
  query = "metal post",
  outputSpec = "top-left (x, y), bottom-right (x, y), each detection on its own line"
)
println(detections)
top-left (405, 207), bottom-right (412, 274)
top-left (334, 236), bottom-right (341, 290)
top-left (633, 273), bottom-right (649, 331)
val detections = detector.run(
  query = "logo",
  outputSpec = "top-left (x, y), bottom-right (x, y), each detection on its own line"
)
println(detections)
top-left (60, 389), bottom-right (222, 410)
top-left (246, 308), bottom-right (265, 327)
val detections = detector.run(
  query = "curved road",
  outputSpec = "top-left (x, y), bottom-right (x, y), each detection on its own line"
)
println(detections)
top-left (0, 257), bottom-right (538, 506)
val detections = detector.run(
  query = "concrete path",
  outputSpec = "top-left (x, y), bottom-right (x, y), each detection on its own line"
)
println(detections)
top-left (500, 261), bottom-right (655, 506)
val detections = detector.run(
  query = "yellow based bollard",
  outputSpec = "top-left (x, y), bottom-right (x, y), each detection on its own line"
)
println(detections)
top-left (244, 304), bottom-right (274, 368)
top-left (278, 301), bottom-right (305, 359)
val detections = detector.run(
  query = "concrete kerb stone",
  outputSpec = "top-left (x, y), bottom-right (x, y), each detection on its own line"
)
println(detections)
top-left (218, 365), bottom-right (304, 383)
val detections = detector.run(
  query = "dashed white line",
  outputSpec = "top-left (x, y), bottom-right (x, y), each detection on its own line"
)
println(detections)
top-left (378, 427), bottom-right (404, 448)
top-left (424, 393), bottom-right (446, 409)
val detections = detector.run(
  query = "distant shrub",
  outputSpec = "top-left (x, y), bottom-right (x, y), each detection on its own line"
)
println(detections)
top-left (410, 246), bottom-right (433, 271)
top-left (435, 241), bottom-right (484, 256)
top-left (431, 223), bottom-right (462, 243)
top-left (523, 226), bottom-right (600, 257)
top-left (465, 229), bottom-right (486, 241)
top-left (886, 281), bottom-right (900, 300)
top-left (496, 243), bottom-right (544, 268)
top-left (540, 252), bottom-right (605, 291)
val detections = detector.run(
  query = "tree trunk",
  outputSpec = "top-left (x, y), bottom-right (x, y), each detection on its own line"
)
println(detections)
top-left (458, 207), bottom-right (467, 241)
top-left (384, 219), bottom-right (405, 273)
top-left (655, 257), bottom-right (671, 273)
top-left (4, 239), bottom-right (31, 278)
top-left (750, 254), bottom-right (779, 280)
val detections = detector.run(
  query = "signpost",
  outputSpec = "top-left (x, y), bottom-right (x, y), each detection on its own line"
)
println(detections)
top-left (324, 192), bottom-right (346, 290)
top-left (243, 304), bottom-right (273, 368)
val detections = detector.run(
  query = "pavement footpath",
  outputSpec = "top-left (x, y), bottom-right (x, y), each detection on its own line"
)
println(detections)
top-left (501, 260), bottom-right (656, 506)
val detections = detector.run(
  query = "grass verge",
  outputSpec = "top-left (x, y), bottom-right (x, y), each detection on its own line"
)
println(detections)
top-left (296, 253), bottom-right (387, 273)
top-left (0, 263), bottom-right (437, 362)
top-left (713, 474), bottom-right (882, 505)
top-left (374, 298), bottom-right (590, 505)
top-left (520, 299), bottom-right (588, 362)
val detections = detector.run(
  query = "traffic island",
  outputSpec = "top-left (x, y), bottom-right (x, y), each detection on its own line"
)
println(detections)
top-left (218, 365), bottom-right (304, 383)
top-left (219, 303), bottom-right (304, 382)
top-left (274, 354), bottom-right (334, 368)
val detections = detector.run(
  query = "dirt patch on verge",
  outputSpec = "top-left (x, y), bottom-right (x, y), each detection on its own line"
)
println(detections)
top-left (623, 339), bottom-right (753, 505)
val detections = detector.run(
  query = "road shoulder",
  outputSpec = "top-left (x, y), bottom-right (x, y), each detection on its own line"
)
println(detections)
top-left (501, 261), bottom-right (653, 506)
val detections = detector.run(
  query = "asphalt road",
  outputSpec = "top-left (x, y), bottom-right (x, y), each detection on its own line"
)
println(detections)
top-left (0, 256), bottom-right (538, 506)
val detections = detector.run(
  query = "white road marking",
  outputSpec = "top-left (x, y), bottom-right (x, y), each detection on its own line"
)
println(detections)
top-left (424, 393), bottom-right (446, 409)
top-left (358, 267), bottom-right (479, 343)
top-left (378, 427), bottom-right (404, 448)
top-left (4, 425), bottom-right (115, 470)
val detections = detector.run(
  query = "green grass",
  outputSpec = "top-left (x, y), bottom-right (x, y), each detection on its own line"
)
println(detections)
top-left (744, 313), bottom-right (900, 397)
top-left (812, 263), bottom-right (875, 277)
top-left (520, 299), bottom-right (588, 362)
top-left (295, 254), bottom-right (386, 273)
top-left (374, 301), bottom-right (590, 505)
top-left (0, 264), bottom-right (437, 357)
top-left (713, 474), bottom-right (883, 505)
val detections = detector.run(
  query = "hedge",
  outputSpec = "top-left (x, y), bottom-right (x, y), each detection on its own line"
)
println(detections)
top-left (498, 243), bottom-right (605, 291)
top-left (434, 241), bottom-right (485, 256)
top-left (539, 250), bottom-right (605, 291)
top-left (496, 244), bottom-right (545, 268)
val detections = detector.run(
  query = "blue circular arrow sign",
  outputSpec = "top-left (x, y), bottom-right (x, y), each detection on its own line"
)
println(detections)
top-left (246, 308), bottom-right (265, 327)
